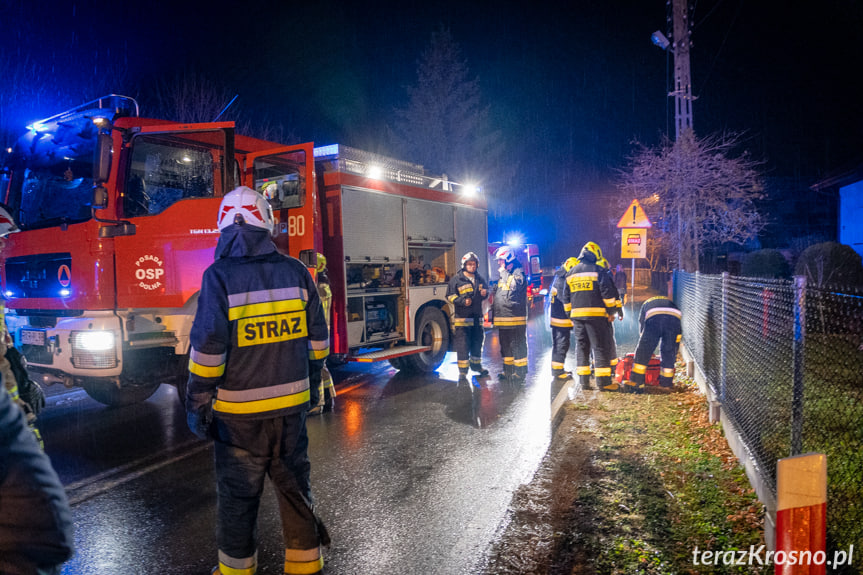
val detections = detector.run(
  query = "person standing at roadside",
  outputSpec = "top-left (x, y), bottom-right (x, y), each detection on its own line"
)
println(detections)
top-left (447, 252), bottom-right (490, 382)
top-left (492, 246), bottom-right (528, 382)
top-left (0, 204), bottom-right (46, 447)
top-left (614, 264), bottom-right (628, 304)
top-left (0, 382), bottom-right (74, 575)
top-left (549, 257), bottom-right (578, 380)
top-left (309, 253), bottom-right (336, 415)
top-left (563, 242), bottom-right (619, 391)
top-left (186, 186), bottom-right (330, 575)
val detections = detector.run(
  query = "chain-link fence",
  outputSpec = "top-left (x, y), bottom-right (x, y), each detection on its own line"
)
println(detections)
top-left (674, 271), bottom-right (863, 566)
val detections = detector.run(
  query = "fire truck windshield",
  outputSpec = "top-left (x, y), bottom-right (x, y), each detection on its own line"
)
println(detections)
top-left (17, 159), bottom-right (94, 230)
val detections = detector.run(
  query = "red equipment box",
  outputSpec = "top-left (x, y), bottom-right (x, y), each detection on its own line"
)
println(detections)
top-left (615, 353), bottom-right (661, 386)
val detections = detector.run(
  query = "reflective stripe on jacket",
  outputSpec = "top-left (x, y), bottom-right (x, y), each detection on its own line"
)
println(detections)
top-left (447, 270), bottom-right (488, 326)
top-left (562, 261), bottom-right (618, 320)
top-left (188, 226), bottom-right (329, 420)
top-left (493, 263), bottom-right (527, 327)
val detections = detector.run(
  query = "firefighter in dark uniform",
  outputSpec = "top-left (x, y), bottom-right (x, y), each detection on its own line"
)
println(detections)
top-left (447, 251), bottom-right (490, 382)
top-left (562, 242), bottom-right (619, 391)
top-left (549, 257), bottom-right (579, 380)
top-left (309, 253), bottom-right (335, 414)
top-left (597, 256), bottom-right (624, 383)
top-left (186, 186), bottom-right (330, 575)
top-left (492, 246), bottom-right (528, 381)
top-left (628, 296), bottom-right (682, 391)
top-left (0, 205), bottom-right (46, 447)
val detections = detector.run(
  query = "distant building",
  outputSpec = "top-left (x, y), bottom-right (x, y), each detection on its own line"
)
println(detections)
top-left (811, 163), bottom-right (863, 257)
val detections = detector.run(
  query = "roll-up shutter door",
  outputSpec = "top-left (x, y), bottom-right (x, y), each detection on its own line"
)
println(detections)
top-left (342, 188), bottom-right (405, 261)
top-left (405, 198), bottom-right (455, 243)
top-left (455, 206), bottom-right (489, 278)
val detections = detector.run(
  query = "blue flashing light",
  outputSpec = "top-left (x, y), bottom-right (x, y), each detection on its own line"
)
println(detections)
top-left (505, 233), bottom-right (525, 247)
top-left (4, 290), bottom-right (13, 298)
top-left (313, 144), bottom-right (340, 158)
top-left (59, 288), bottom-right (70, 297)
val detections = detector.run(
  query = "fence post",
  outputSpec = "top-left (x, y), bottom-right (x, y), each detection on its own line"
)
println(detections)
top-left (791, 275), bottom-right (806, 456)
top-left (775, 452), bottom-right (826, 575)
top-left (720, 272), bottom-right (728, 405)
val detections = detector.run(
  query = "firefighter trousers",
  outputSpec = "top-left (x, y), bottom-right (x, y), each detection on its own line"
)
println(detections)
top-left (632, 315), bottom-right (682, 388)
top-left (454, 318), bottom-right (485, 375)
top-left (551, 326), bottom-right (572, 377)
top-left (573, 318), bottom-right (614, 388)
top-left (212, 412), bottom-right (324, 575)
top-left (498, 325), bottom-right (527, 379)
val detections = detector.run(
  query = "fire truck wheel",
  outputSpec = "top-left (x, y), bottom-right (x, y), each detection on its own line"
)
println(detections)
top-left (81, 378), bottom-right (161, 407)
top-left (402, 307), bottom-right (450, 373)
top-left (388, 355), bottom-right (406, 370)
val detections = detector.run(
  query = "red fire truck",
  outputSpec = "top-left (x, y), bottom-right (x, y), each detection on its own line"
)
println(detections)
top-left (0, 96), bottom-right (488, 406)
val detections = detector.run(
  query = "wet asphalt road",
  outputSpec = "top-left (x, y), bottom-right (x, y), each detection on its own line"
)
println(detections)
top-left (44, 312), bottom-right (640, 575)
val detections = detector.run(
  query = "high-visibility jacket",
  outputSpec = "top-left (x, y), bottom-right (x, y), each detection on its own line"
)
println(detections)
top-left (492, 263), bottom-right (527, 327)
top-left (638, 296), bottom-right (682, 332)
top-left (187, 225), bottom-right (329, 420)
top-left (446, 269), bottom-right (488, 327)
top-left (562, 260), bottom-right (618, 320)
top-left (548, 269), bottom-right (573, 329)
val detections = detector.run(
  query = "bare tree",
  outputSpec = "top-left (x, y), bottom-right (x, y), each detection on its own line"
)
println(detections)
top-left (617, 129), bottom-right (765, 272)
top-left (146, 70), bottom-right (239, 124)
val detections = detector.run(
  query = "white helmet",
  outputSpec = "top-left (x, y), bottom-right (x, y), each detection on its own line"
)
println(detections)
top-left (0, 204), bottom-right (20, 238)
top-left (217, 186), bottom-right (274, 233)
top-left (460, 251), bottom-right (479, 269)
top-left (494, 245), bottom-right (516, 265)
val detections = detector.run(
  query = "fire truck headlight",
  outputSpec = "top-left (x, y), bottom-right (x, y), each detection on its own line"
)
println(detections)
top-left (71, 330), bottom-right (118, 369)
top-left (73, 330), bottom-right (115, 352)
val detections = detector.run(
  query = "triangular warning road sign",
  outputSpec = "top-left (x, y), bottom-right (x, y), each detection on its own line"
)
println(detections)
top-left (617, 199), bottom-right (652, 228)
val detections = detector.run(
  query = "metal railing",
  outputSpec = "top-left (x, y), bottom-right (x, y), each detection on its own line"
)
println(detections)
top-left (674, 271), bottom-right (863, 566)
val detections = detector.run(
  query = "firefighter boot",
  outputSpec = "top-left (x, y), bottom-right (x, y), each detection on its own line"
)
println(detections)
top-left (621, 380), bottom-right (640, 394)
top-left (498, 363), bottom-right (514, 382)
top-left (470, 360), bottom-right (489, 377)
top-left (459, 369), bottom-right (469, 384)
top-left (598, 376), bottom-right (620, 392)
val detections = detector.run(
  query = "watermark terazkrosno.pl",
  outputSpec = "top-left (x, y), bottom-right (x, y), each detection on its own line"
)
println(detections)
top-left (693, 545), bottom-right (854, 569)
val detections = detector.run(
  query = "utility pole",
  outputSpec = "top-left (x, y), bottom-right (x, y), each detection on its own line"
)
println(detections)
top-left (671, 0), bottom-right (693, 139)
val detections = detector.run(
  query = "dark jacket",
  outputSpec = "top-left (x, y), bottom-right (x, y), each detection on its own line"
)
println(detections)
top-left (492, 262), bottom-right (527, 327)
top-left (446, 269), bottom-right (488, 326)
top-left (0, 384), bottom-right (74, 574)
top-left (186, 225), bottom-right (329, 427)
top-left (638, 296), bottom-right (681, 332)
top-left (548, 268), bottom-right (573, 328)
top-left (562, 255), bottom-right (618, 320)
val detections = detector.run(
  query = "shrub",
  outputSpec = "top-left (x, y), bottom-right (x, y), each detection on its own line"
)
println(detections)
top-left (740, 249), bottom-right (791, 279)
top-left (794, 242), bottom-right (863, 287)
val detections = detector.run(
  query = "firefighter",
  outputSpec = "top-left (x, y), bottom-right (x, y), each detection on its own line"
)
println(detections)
top-left (627, 296), bottom-right (682, 392)
top-left (492, 246), bottom-right (528, 382)
top-left (447, 251), bottom-right (490, 382)
top-left (186, 186), bottom-right (330, 575)
top-left (0, 204), bottom-right (46, 447)
top-left (549, 257), bottom-right (578, 380)
top-left (562, 242), bottom-right (619, 391)
top-left (309, 253), bottom-right (336, 414)
top-left (597, 256), bottom-right (625, 385)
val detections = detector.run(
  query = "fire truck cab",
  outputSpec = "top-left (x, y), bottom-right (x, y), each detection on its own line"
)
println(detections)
top-left (1, 96), bottom-right (488, 406)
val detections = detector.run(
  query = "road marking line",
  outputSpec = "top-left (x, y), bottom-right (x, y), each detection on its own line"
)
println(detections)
top-left (65, 440), bottom-right (211, 506)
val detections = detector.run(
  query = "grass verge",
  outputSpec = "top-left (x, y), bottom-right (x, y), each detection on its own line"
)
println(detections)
top-left (481, 364), bottom-right (768, 574)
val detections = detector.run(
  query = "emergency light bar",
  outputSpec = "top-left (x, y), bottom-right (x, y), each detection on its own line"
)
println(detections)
top-left (313, 144), bottom-right (481, 196)
top-left (26, 94), bottom-right (139, 132)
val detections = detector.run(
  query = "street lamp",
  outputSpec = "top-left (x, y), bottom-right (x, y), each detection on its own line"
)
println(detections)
top-left (651, 30), bottom-right (671, 51)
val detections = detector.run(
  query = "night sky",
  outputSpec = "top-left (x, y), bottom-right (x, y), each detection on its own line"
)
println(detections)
top-left (2, 0), bottom-right (860, 263)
